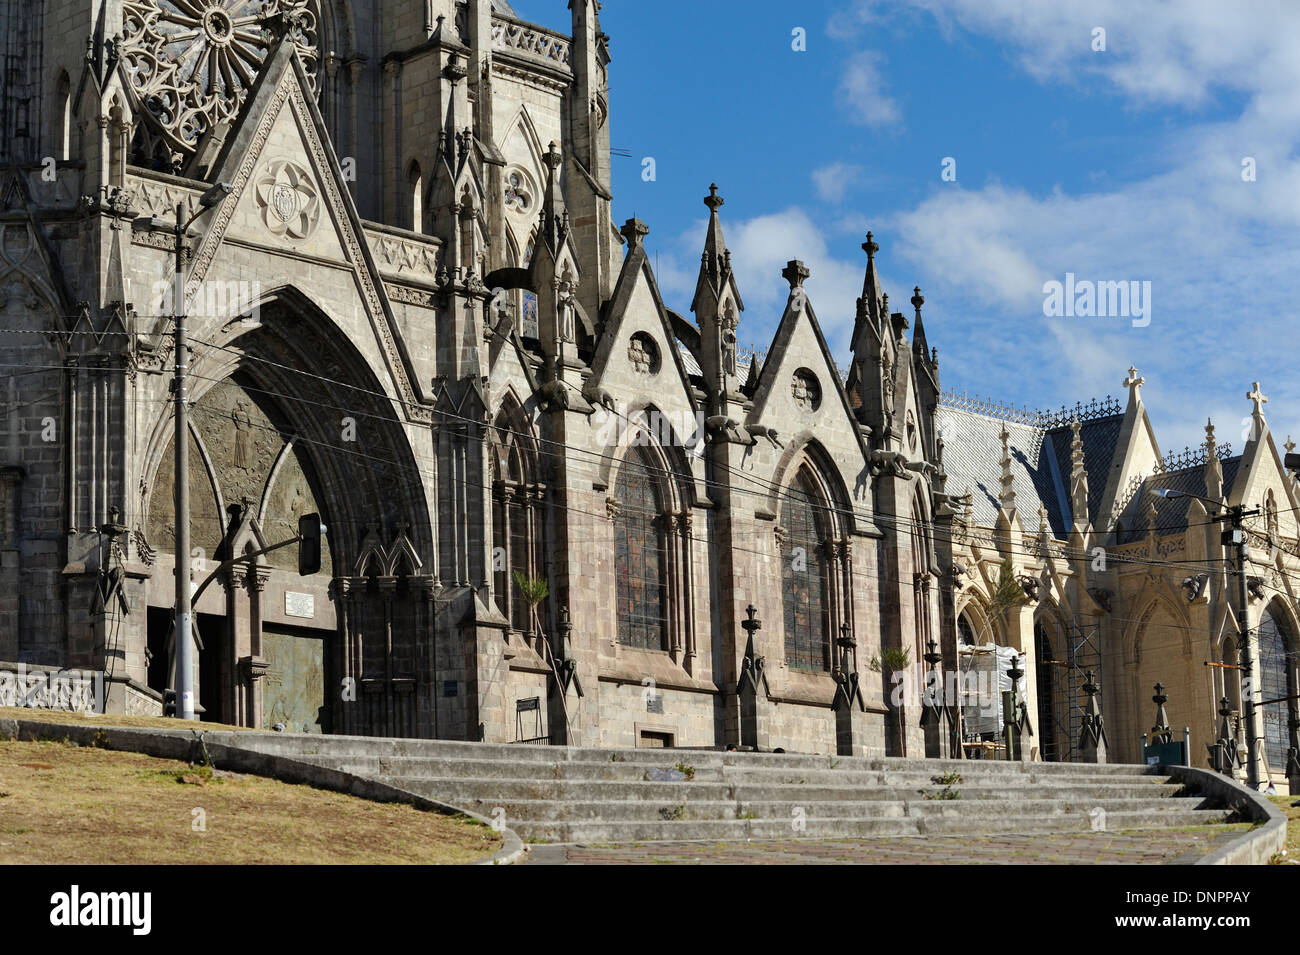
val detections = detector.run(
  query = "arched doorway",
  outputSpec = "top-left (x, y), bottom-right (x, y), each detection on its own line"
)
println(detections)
top-left (141, 293), bottom-right (434, 734)
top-left (1035, 619), bottom-right (1058, 761)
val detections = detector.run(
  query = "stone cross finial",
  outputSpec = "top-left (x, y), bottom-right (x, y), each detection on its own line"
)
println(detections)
top-left (1247, 381), bottom-right (1268, 419)
top-left (704, 182), bottom-right (724, 213)
top-left (544, 141), bottom-right (563, 173)
top-left (620, 217), bottom-right (649, 249)
top-left (782, 259), bottom-right (810, 289)
top-left (1123, 366), bottom-right (1144, 401)
top-left (911, 286), bottom-right (924, 321)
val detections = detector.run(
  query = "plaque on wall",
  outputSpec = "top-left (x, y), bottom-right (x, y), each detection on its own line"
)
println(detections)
top-left (285, 591), bottom-right (315, 619)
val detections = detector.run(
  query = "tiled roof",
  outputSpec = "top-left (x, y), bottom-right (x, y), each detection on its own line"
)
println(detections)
top-left (1042, 414), bottom-right (1125, 531)
top-left (937, 403), bottom-right (1127, 536)
top-left (1116, 457), bottom-right (1242, 543)
top-left (937, 406), bottom-right (1055, 529)
top-left (674, 341), bottom-right (757, 382)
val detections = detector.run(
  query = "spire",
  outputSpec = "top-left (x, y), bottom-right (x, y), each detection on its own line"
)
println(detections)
top-left (691, 183), bottom-right (740, 311)
top-left (999, 425), bottom-right (1016, 511)
top-left (861, 232), bottom-right (881, 314)
top-left (910, 286), bottom-right (929, 363)
top-left (852, 231), bottom-right (883, 351)
top-left (1204, 417), bottom-right (1224, 501)
top-left (742, 348), bottom-right (761, 396)
top-left (538, 140), bottom-right (568, 255)
top-left (1070, 418), bottom-right (1090, 522)
top-left (689, 183), bottom-right (744, 403)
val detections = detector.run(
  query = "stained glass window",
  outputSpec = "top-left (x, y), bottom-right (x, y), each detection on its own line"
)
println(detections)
top-left (491, 414), bottom-right (546, 636)
top-left (520, 238), bottom-right (539, 338)
top-left (615, 450), bottom-right (667, 650)
top-left (1257, 606), bottom-right (1292, 769)
top-left (782, 470), bottom-right (830, 671)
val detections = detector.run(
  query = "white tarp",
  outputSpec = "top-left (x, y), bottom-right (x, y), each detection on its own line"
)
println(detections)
top-left (957, 643), bottom-right (1029, 737)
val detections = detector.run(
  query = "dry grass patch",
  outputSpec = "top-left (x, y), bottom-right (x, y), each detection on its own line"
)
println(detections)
top-left (0, 740), bottom-right (502, 865)
top-left (0, 706), bottom-right (255, 733)
top-left (1268, 795), bottom-right (1300, 863)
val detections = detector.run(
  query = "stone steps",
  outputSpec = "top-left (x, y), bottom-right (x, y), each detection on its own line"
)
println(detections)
top-left (360, 775), bottom-right (1187, 804)
top-left (461, 809), bottom-right (1231, 844)
top-left (222, 733), bottom-right (1157, 775)
top-left (422, 795), bottom-right (1212, 824)
top-left (218, 732), bottom-right (1229, 845)
top-left (284, 752), bottom-right (1177, 788)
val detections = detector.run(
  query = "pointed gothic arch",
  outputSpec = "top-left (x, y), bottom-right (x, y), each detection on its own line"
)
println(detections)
top-left (490, 392), bottom-right (548, 638)
top-left (609, 421), bottom-right (696, 659)
top-left (406, 160), bottom-right (424, 233)
top-left (1033, 601), bottom-right (1070, 761)
top-left (780, 464), bottom-right (835, 672)
top-left (1257, 598), bottom-right (1299, 772)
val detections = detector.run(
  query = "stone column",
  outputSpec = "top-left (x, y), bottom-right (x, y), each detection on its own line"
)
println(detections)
top-left (736, 606), bottom-right (772, 751)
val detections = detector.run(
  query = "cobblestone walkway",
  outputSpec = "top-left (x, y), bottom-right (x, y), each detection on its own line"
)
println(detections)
top-left (522, 826), bottom-right (1250, 865)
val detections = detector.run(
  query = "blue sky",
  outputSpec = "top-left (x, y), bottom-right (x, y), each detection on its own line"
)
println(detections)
top-left (509, 1), bottom-right (1300, 455)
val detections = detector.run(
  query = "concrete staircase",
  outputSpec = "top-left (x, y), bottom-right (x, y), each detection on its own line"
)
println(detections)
top-left (229, 733), bottom-right (1237, 843)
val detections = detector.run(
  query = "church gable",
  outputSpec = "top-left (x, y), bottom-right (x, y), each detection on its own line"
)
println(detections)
top-left (748, 262), bottom-right (866, 466)
top-left (176, 40), bottom-right (429, 419)
top-left (1096, 368), bottom-right (1161, 534)
top-left (585, 223), bottom-right (697, 422)
top-left (1229, 388), bottom-right (1298, 537)
top-left (220, 100), bottom-right (347, 263)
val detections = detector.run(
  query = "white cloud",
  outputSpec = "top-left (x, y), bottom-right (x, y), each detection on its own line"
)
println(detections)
top-left (650, 208), bottom-right (927, 361)
top-left (838, 51), bottom-right (903, 127)
top-left (840, 0), bottom-right (1300, 447)
top-left (811, 162), bottom-right (865, 203)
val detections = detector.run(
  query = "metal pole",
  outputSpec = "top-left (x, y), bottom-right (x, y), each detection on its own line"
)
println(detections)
top-left (173, 201), bottom-right (195, 720)
top-left (1231, 505), bottom-right (1264, 787)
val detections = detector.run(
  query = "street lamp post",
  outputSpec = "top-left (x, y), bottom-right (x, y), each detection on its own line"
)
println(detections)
top-left (1154, 487), bottom-right (1265, 787)
top-left (138, 183), bottom-right (231, 720)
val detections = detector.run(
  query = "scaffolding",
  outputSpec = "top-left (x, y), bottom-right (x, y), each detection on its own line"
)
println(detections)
top-left (1039, 623), bottom-right (1103, 763)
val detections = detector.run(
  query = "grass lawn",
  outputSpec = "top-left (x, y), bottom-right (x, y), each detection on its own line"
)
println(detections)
top-left (1268, 795), bottom-right (1300, 864)
top-left (0, 739), bottom-right (502, 864)
top-left (0, 705), bottom-right (255, 733)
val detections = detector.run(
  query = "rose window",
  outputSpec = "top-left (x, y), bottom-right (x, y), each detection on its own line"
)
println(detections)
top-left (504, 170), bottom-right (533, 213)
top-left (121, 1), bottom-right (320, 162)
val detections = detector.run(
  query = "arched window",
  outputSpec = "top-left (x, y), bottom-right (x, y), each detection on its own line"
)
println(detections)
top-left (490, 404), bottom-right (546, 638)
top-left (520, 237), bottom-right (539, 338)
top-left (781, 468), bottom-right (831, 671)
top-left (407, 161), bottom-right (423, 233)
top-left (55, 72), bottom-right (71, 161)
top-left (1257, 605), bottom-right (1295, 770)
top-left (958, 613), bottom-right (976, 646)
top-left (614, 447), bottom-right (668, 650)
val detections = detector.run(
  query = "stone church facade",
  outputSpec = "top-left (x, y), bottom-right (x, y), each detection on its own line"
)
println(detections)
top-left (0, 1), bottom-right (1295, 784)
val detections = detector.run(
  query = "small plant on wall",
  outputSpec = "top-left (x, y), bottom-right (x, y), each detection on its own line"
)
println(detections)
top-left (870, 646), bottom-right (913, 753)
